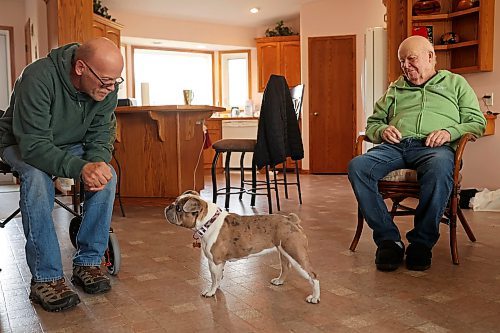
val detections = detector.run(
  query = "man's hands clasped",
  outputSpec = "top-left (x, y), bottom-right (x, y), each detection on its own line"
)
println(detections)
top-left (382, 126), bottom-right (451, 147)
top-left (81, 162), bottom-right (113, 191)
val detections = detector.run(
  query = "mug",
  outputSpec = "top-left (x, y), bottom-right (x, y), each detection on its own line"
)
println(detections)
top-left (183, 90), bottom-right (194, 105)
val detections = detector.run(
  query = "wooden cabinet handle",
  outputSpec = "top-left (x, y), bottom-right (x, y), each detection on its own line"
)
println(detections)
top-left (313, 112), bottom-right (319, 116)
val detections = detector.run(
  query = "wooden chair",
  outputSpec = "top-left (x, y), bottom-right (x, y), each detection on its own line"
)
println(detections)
top-left (349, 133), bottom-right (477, 265)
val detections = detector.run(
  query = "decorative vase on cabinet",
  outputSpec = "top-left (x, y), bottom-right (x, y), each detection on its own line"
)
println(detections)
top-left (412, 0), bottom-right (441, 15)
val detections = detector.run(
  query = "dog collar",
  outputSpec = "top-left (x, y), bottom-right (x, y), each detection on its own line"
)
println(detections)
top-left (193, 208), bottom-right (222, 239)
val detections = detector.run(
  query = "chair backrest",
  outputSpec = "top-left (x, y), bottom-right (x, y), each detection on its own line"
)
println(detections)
top-left (290, 84), bottom-right (304, 120)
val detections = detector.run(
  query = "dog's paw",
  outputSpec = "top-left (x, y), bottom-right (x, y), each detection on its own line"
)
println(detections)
top-left (306, 295), bottom-right (320, 304)
top-left (201, 289), bottom-right (216, 297)
top-left (270, 278), bottom-right (284, 286)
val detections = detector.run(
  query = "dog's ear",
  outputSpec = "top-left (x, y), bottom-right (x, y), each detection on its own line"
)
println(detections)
top-left (182, 198), bottom-right (202, 213)
top-left (182, 190), bottom-right (200, 197)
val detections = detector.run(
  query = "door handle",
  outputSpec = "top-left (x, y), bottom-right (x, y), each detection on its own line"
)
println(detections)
top-left (313, 112), bottom-right (319, 116)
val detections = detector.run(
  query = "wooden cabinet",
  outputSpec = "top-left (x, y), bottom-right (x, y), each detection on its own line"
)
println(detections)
top-left (46, 1), bottom-right (123, 50)
top-left (92, 14), bottom-right (123, 47)
top-left (203, 119), bottom-right (222, 171)
top-left (46, 0), bottom-right (93, 50)
top-left (256, 36), bottom-right (301, 92)
top-left (386, 0), bottom-right (494, 81)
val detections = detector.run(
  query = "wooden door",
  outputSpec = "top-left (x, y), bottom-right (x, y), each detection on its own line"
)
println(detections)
top-left (308, 35), bottom-right (356, 173)
top-left (24, 19), bottom-right (32, 65)
top-left (257, 42), bottom-right (280, 91)
top-left (280, 41), bottom-right (301, 88)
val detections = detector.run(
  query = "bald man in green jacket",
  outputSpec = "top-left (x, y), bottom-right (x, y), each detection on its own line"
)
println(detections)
top-left (348, 36), bottom-right (485, 272)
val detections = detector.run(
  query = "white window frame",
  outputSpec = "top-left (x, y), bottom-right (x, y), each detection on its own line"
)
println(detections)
top-left (219, 50), bottom-right (251, 109)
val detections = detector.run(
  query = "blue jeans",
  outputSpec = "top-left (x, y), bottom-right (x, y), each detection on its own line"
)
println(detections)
top-left (1, 144), bottom-right (116, 282)
top-left (347, 138), bottom-right (454, 249)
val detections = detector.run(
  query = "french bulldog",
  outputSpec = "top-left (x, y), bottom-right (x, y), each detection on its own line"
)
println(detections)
top-left (164, 191), bottom-right (320, 304)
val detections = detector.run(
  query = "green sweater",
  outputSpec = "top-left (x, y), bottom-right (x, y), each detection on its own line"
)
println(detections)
top-left (0, 43), bottom-right (117, 179)
top-left (366, 70), bottom-right (486, 148)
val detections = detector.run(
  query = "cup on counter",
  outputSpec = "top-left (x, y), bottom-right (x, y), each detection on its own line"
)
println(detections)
top-left (231, 107), bottom-right (240, 117)
top-left (183, 90), bottom-right (194, 105)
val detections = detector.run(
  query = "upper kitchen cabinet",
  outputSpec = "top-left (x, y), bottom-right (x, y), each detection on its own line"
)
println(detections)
top-left (387, 0), bottom-right (495, 82)
top-left (46, 0), bottom-right (93, 50)
top-left (256, 36), bottom-right (301, 92)
top-left (92, 14), bottom-right (123, 47)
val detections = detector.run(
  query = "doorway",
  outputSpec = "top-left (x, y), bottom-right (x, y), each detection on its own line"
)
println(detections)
top-left (0, 26), bottom-right (15, 111)
top-left (308, 35), bottom-right (356, 173)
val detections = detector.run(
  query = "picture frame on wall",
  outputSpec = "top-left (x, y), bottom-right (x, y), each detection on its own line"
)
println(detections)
top-left (412, 26), bottom-right (434, 44)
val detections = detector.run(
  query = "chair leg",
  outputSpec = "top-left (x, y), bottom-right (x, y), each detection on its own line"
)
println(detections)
top-left (239, 153), bottom-right (245, 200)
top-left (272, 166), bottom-right (280, 211)
top-left (113, 154), bottom-right (126, 217)
top-left (265, 165), bottom-right (273, 214)
top-left (350, 207), bottom-right (364, 251)
top-left (457, 207), bottom-right (476, 242)
top-left (0, 208), bottom-right (21, 228)
top-left (224, 152), bottom-right (232, 210)
top-left (211, 151), bottom-right (220, 204)
top-left (449, 195), bottom-right (459, 265)
top-left (283, 161), bottom-right (289, 199)
top-left (295, 161), bottom-right (302, 204)
top-left (251, 161), bottom-right (257, 206)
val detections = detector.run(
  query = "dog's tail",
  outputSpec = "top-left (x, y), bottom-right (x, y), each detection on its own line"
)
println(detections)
top-left (288, 213), bottom-right (301, 226)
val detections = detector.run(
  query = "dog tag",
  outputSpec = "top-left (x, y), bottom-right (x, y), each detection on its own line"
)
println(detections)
top-left (192, 240), bottom-right (201, 248)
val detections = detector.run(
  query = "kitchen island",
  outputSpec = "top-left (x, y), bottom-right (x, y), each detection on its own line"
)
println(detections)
top-left (113, 105), bottom-right (225, 205)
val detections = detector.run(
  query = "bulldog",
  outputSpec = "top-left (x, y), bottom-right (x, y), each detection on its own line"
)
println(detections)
top-left (164, 191), bottom-right (320, 304)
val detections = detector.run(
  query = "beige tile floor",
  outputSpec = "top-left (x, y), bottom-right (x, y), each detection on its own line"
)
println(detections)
top-left (1, 174), bottom-right (500, 333)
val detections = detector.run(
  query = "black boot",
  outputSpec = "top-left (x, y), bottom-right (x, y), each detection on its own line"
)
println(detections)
top-left (375, 240), bottom-right (405, 271)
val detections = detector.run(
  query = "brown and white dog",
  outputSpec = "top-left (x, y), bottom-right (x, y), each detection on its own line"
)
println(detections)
top-left (164, 191), bottom-right (320, 304)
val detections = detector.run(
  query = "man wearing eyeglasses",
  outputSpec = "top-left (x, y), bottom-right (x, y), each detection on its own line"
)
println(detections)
top-left (0, 37), bottom-right (124, 312)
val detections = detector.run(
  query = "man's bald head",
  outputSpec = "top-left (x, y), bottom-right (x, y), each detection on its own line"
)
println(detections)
top-left (398, 36), bottom-right (435, 63)
top-left (71, 37), bottom-right (124, 101)
top-left (75, 37), bottom-right (123, 70)
top-left (398, 35), bottom-right (437, 85)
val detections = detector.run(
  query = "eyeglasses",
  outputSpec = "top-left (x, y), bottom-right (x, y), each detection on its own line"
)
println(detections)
top-left (82, 60), bottom-right (124, 89)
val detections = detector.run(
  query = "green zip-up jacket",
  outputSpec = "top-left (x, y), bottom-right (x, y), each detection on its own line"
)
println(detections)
top-left (366, 70), bottom-right (486, 148)
top-left (0, 43), bottom-right (117, 179)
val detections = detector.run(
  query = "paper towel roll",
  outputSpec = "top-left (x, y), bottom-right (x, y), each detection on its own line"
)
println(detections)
top-left (141, 82), bottom-right (150, 106)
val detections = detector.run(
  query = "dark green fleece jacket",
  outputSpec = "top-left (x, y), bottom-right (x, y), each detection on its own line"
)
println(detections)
top-left (0, 43), bottom-right (117, 179)
top-left (366, 70), bottom-right (486, 149)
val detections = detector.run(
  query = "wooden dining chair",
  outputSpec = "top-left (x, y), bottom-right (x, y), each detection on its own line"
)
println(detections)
top-left (349, 133), bottom-right (477, 265)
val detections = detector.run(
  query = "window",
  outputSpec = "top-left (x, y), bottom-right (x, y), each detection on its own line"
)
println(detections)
top-left (133, 48), bottom-right (213, 105)
top-left (219, 50), bottom-right (251, 109)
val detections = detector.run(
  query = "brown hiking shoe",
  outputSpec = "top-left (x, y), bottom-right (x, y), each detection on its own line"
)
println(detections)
top-left (72, 265), bottom-right (111, 294)
top-left (29, 278), bottom-right (80, 312)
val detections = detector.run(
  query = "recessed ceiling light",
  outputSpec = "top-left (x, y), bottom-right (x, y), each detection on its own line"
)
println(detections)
top-left (250, 7), bottom-right (259, 14)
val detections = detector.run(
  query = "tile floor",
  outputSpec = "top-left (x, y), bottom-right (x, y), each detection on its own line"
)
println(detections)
top-left (1, 174), bottom-right (500, 333)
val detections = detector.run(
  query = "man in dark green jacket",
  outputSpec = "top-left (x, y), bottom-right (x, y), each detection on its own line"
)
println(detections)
top-left (0, 37), bottom-right (124, 312)
top-left (348, 36), bottom-right (485, 272)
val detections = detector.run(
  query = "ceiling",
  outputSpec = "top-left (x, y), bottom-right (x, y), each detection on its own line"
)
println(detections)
top-left (102, 0), bottom-right (316, 28)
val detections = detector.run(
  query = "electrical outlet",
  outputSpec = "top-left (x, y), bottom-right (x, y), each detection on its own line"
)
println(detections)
top-left (483, 93), bottom-right (494, 106)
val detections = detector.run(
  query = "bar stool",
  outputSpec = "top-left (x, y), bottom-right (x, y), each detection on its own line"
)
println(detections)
top-left (211, 139), bottom-right (279, 213)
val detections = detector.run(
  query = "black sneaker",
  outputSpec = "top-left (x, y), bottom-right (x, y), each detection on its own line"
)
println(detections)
top-left (72, 265), bottom-right (111, 294)
top-left (406, 242), bottom-right (432, 271)
top-left (375, 240), bottom-right (405, 271)
top-left (29, 278), bottom-right (80, 312)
